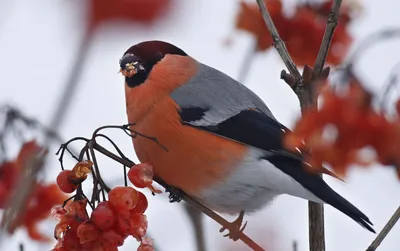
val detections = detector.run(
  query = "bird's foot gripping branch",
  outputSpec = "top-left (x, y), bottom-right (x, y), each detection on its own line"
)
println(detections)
top-left (53, 124), bottom-right (266, 251)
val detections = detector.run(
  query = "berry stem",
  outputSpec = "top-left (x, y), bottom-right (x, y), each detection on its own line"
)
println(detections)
top-left (88, 141), bottom-right (106, 202)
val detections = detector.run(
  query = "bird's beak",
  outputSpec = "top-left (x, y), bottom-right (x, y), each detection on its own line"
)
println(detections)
top-left (119, 62), bottom-right (144, 78)
top-left (119, 53), bottom-right (144, 78)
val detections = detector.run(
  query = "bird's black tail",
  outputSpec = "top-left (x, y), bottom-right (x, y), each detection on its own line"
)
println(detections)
top-left (266, 155), bottom-right (375, 233)
top-left (321, 186), bottom-right (375, 233)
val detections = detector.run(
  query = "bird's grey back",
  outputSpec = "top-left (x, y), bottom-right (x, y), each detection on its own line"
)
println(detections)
top-left (170, 62), bottom-right (276, 126)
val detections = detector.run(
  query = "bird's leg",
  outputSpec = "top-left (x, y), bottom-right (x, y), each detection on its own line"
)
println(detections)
top-left (219, 210), bottom-right (247, 241)
top-left (165, 186), bottom-right (184, 203)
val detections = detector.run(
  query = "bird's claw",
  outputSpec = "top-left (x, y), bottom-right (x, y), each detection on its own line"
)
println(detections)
top-left (166, 186), bottom-right (183, 203)
top-left (219, 211), bottom-right (247, 241)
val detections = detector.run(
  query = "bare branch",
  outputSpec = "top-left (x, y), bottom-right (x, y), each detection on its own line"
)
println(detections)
top-left (256, 1), bottom-right (344, 251)
top-left (308, 0), bottom-right (343, 249)
top-left (292, 240), bottom-right (298, 251)
top-left (313, 0), bottom-right (343, 77)
top-left (308, 203), bottom-right (325, 251)
top-left (255, 0), bottom-right (301, 80)
top-left (366, 205), bottom-right (400, 251)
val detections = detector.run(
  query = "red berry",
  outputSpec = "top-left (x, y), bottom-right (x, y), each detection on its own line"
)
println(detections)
top-left (396, 99), bottom-right (400, 115)
top-left (131, 191), bottom-right (148, 213)
top-left (128, 163), bottom-right (154, 189)
top-left (116, 210), bottom-right (135, 235)
top-left (91, 201), bottom-right (116, 231)
top-left (51, 206), bottom-right (67, 221)
top-left (65, 199), bottom-right (90, 222)
top-left (108, 186), bottom-right (138, 211)
top-left (101, 229), bottom-right (126, 246)
top-left (0, 183), bottom-right (10, 208)
top-left (77, 221), bottom-right (101, 244)
top-left (56, 170), bottom-right (77, 193)
top-left (80, 241), bottom-right (96, 250)
top-left (134, 215), bottom-right (148, 238)
top-left (137, 244), bottom-right (154, 251)
top-left (62, 228), bottom-right (81, 250)
top-left (91, 239), bottom-right (118, 251)
top-left (130, 213), bottom-right (145, 228)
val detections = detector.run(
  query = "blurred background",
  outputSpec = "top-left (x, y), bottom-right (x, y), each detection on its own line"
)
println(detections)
top-left (0, 0), bottom-right (399, 250)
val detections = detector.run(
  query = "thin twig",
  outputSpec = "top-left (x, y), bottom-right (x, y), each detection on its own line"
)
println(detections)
top-left (255, 0), bottom-right (301, 80)
top-left (379, 62), bottom-right (400, 113)
top-left (95, 133), bottom-right (130, 186)
top-left (292, 240), bottom-right (298, 251)
top-left (95, 133), bottom-right (130, 161)
top-left (91, 124), bottom-right (169, 152)
top-left (88, 141), bottom-right (107, 201)
top-left (93, 142), bottom-right (265, 251)
top-left (0, 106), bottom-right (63, 143)
top-left (123, 125), bottom-right (169, 152)
top-left (366, 205), bottom-right (400, 251)
top-left (346, 29), bottom-right (400, 66)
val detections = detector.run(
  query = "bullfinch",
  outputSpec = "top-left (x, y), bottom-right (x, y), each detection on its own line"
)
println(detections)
top-left (119, 40), bottom-right (375, 236)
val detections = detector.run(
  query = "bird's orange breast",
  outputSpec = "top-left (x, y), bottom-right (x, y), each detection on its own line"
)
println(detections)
top-left (124, 55), bottom-right (247, 195)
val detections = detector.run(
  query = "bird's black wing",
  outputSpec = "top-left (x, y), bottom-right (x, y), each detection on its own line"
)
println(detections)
top-left (180, 107), bottom-right (289, 152)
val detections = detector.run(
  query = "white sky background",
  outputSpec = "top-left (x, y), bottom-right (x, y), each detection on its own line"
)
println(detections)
top-left (0, 0), bottom-right (400, 251)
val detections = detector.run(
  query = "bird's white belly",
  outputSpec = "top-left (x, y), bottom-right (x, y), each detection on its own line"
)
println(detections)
top-left (196, 147), bottom-right (322, 214)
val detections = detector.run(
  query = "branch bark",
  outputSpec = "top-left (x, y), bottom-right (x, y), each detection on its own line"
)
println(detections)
top-left (308, 1), bottom-right (343, 250)
top-left (255, 0), bottom-right (301, 80)
top-left (313, 0), bottom-right (343, 77)
top-left (256, 1), bottom-right (344, 251)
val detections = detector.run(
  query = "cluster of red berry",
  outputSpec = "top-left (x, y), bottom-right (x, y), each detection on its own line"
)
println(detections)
top-left (285, 81), bottom-right (400, 178)
top-left (235, 0), bottom-right (354, 66)
top-left (53, 162), bottom-right (158, 250)
top-left (88, 0), bottom-right (173, 31)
